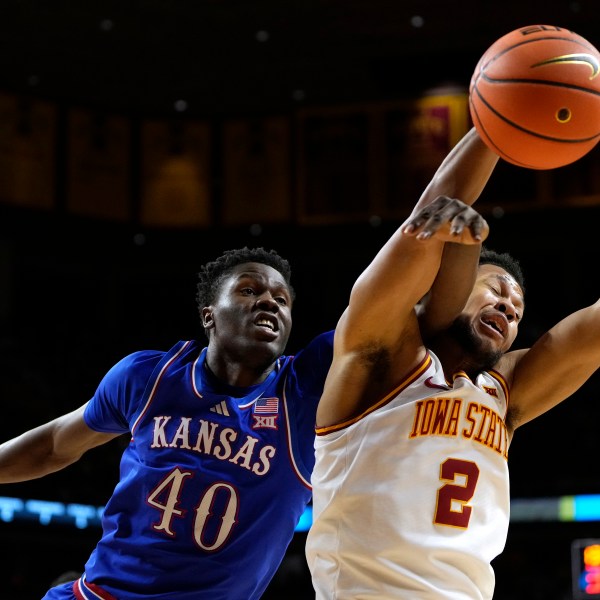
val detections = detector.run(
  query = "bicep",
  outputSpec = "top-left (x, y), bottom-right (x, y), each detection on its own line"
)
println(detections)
top-left (318, 311), bottom-right (424, 427)
top-left (52, 404), bottom-right (122, 462)
top-left (510, 302), bottom-right (600, 428)
top-left (344, 243), bottom-right (442, 354)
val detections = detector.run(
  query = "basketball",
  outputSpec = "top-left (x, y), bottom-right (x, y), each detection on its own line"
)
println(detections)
top-left (469, 25), bottom-right (600, 169)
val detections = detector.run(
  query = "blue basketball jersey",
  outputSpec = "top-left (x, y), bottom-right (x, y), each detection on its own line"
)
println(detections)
top-left (50, 331), bottom-right (333, 600)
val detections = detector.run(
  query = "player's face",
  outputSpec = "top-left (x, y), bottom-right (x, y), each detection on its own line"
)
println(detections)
top-left (457, 264), bottom-right (524, 356)
top-left (206, 262), bottom-right (293, 365)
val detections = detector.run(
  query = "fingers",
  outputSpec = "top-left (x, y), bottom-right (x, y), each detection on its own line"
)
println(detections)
top-left (404, 196), bottom-right (454, 234)
top-left (403, 196), bottom-right (488, 244)
top-left (462, 211), bottom-right (489, 242)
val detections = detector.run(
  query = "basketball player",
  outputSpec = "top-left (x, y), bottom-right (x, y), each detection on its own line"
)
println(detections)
top-left (0, 127), bottom-right (496, 599)
top-left (306, 131), bottom-right (600, 598)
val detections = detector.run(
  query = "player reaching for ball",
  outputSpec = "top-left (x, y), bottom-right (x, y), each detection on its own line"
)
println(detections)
top-left (306, 28), bottom-right (600, 600)
top-left (306, 97), bottom-right (600, 600)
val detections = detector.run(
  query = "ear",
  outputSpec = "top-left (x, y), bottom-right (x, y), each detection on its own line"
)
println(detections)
top-left (201, 307), bottom-right (214, 329)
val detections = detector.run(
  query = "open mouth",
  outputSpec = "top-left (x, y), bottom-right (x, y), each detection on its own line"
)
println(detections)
top-left (480, 313), bottom-right (507, 338)
top-left (255, 317), bottom-right (277, 332)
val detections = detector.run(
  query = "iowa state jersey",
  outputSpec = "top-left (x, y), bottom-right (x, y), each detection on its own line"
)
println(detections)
top-left (307, 349), bottom-right (511, 600)
top-left (67, 331), bottom-right (333, 600)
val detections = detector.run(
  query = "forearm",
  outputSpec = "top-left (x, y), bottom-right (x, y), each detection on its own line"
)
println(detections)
top-left (0, 423), bottom-right (73, 482)
top-left (420, 242), bottom-right (481, 338)
top-left (0, 405), bottom-right (116, 484)
top-left (413, 127), bottom-right (499, 215)
top-left (409, 128), bottom-right (495, 336)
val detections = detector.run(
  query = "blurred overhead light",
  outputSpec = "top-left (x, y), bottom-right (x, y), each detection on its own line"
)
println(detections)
top-left (99, 19), bottom-right (114, 32)
top-left (292, 89), bottom-right (306, 102)
top-left (255, 30), bottom-right (270, 42)
top-left (174, 100), bottom-right (188, 112)
top-left (410, 15), bottom-right (424, 28)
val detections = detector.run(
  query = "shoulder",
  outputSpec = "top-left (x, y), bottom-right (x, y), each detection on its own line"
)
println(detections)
top-left (492, 348), bottom-right (528, 387)
top-left (103, 341), bottom-right (199, 386)
top-left (85, 344), bottom-right (194, 432)
top-left (492, 348), bottom-right (529, 433)
top-left (107, 349), bottom-right (166, 380)
top-left (289, 330), bottom-right (334, 363)
top-left (282, 330), bottom-right (334, 393)
top-left (122, 340), bottom-right (200, 366)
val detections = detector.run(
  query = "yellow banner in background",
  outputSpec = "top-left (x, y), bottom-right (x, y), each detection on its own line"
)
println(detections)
top-left (0, 93), bottom-right (57, 209)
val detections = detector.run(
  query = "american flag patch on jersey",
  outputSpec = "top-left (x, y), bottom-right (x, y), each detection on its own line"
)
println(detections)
top-left (253, 397), bottom-right (279, 414)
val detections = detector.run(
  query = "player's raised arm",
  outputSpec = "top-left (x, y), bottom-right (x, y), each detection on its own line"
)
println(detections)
top-left (504, 298), bottom-right (600, 430)
top-left (316, 127), bottom-right (497, 427)
top-left (345, 126), bottom-right (498, 356)
top-left (413, 126), bottom-right (498, 215)
top-left (0, 404), bottom-right (119, 483)
top-left (410, 127), bottom-right (498, 338)
top-left (316, 195), bottom-right (488, 427)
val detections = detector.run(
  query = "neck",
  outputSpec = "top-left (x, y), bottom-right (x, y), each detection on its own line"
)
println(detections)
top-left (204, 349), bottom-right (276, 388)
top-left (428, 333), bottom-right (499, 380)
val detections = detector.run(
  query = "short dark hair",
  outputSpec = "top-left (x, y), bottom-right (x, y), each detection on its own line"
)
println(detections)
top-left (479, 247), bottom-right (525, 294)
top-left (196, 247), bottom-right (294, 309)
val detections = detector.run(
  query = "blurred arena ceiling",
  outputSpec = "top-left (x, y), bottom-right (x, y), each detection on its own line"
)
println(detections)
top-left (0, 0), bottom-right (598, 117)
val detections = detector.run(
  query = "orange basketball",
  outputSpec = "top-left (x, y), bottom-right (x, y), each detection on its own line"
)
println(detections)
top-left (469, 25), bottom-right (600, 169)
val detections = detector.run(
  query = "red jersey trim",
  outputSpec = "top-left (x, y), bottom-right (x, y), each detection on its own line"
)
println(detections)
top-left (488, 368), bottom-right (510, 407)
top-left (316, 352), bottom-right (432, 436)
top-left (74, 575), bottom-right (117, 600)
top-left (453, 368), bottom-right (510, 414)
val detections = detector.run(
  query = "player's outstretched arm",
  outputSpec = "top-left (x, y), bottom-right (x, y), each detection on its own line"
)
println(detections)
top-left (505, 299), bottom-right (600, 430)
top-left (340, 126), bottom-right (496, 350)
top-left (317, 126), bottom-right (498, 427)
top-left (0, 404), bottom-right (120, 483)
top-left (410, 127), bottom-right (498, 337)
top-left (317, 196), bottom-right (488, 427)
top-left (413, 126), bottom-right (499, 215)
top-left (316, 129), bottom-right (498, 428)
top-left (345, 126), bottom-right (497, 355)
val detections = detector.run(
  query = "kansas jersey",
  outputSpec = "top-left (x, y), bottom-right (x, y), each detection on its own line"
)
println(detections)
top-left (46, 331), bottom-right (333, 600)
top-left (306, 349), bottom-right (511, 600)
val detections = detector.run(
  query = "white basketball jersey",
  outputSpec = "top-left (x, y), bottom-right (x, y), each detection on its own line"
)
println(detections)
top-left (306, 350), bottom-right (511, 600)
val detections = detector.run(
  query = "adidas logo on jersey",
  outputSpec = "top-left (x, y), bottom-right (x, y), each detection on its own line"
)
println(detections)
top-left (209, 400), bottom-right (230, 416)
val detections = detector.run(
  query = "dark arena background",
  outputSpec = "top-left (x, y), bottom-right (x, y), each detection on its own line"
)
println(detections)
top-left (1, 2), bottom-right (600, 598)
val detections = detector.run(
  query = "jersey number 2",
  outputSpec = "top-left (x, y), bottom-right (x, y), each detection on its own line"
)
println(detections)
top-left (434, 458), bottom-right (480, 528)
